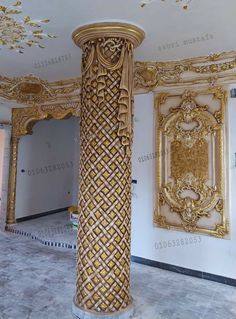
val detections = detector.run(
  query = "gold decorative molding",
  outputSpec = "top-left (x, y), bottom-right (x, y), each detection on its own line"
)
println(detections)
top-left (1, 51), bottom-right (236, 104)
top-left (72, 22), bottom-right (145, 49)
top-left (6, 100), bottom-right (81, 224)
top-left (0, 74), bottom-right (81, 105)
top-left (12, 99), bottom-right (81, 137)
top-left (134, 51), bottom-right (236, 91)
top-left (6, 136), bottom-right (19, 224)
top-left (154, 87), bottom-right (229, 238)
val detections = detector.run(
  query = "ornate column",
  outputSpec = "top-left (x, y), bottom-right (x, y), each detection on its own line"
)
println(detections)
top-left (6, 136), bottom-right (19, 224)
top-left (72, 23), bottom-right (144, 319)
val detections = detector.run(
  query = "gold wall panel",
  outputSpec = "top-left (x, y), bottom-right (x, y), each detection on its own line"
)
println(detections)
top-left (154, 87), bottom-right (229, 238)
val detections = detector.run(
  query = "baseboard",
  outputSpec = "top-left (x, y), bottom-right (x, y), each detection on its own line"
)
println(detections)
top-left (16, 207), bottom-right (69, 223)
top-left (131, 256), bottom-right (236, 288)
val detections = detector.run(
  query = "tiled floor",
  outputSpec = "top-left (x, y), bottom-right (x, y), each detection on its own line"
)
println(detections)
top-left (1, 227), bottom-right (236, 319)
top-left (7, 211), bottom-right (77, 249)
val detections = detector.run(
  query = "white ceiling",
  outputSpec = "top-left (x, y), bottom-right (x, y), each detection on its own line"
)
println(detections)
top-left (0, 0), bottom-right (236, 82)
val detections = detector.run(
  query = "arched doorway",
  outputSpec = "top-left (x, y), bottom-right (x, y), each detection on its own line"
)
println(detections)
top-left (6, 100), bottom-right (80, 226)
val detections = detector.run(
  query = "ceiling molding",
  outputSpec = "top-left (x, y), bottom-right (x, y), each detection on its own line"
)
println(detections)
top-left (1, 50), bottom-right (236, 106)
top-left (0, 74), bottom-right (81, 105)
top-left (134, 51), bottom-right (236, 92)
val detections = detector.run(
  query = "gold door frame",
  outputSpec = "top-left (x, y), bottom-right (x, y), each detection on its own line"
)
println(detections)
top-left (6, 100), bottom-right (81, 224)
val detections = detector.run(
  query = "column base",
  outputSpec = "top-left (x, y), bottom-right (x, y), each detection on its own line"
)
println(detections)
top-left (72, 298), bottom-right (134, 319)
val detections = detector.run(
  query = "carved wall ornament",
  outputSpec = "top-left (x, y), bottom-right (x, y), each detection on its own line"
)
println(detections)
top-left (0, 74), bottom-right (81, 105)
top-left (0, 1), bottom-right (56, 53)
top-left (154, 87), bottom-right (229, 238)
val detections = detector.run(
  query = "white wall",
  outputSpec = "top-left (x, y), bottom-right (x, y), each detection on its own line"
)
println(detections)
top-left (131, 92), bottom-right (236, 279)
top-left (0, 106), bottom-right (11, 123)
top-left (15, 117), bottom-right (80, 219)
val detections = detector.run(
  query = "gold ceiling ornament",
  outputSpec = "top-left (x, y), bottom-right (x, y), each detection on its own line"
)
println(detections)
top-left (141, 0), bottom-right (192, 10)
top-left (154, 87), bottom-right (229, 238)
top-left (0, 74), bottom-right (81, 105)
top-left (0, 1), bottom-right (56, 53)
top-left (134, 51), bottom-right (236, 91)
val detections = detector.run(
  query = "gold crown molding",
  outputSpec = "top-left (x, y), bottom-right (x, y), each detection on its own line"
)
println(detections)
top-left (0, 74), bottom-right (81, 105)
top-left (72, 22), bottom-right (145, 49)
top-left (134, 50), bottom-right (236, 91)
top-left (1, 50), bottom-right (236, 106)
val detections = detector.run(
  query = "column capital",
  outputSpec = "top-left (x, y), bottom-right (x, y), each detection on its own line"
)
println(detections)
top-left (72, 22), bottom-right (145, 49)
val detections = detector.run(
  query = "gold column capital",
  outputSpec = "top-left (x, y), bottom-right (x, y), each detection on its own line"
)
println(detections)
top-left (72, 22), bottom-right (145, 49)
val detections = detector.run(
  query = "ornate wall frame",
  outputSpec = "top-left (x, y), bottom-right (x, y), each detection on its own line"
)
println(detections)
top-left (6, 99), bottom-right (81, 224)
top-left (154, 87), bottom-right (229, 238)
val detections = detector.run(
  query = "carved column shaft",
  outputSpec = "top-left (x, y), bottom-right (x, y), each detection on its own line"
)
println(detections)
top-left (6, 136), bottom-right (19, 224)
top-left (72, 23), bottom-right (144, 318)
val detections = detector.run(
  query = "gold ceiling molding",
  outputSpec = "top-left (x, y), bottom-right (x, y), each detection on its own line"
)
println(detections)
top-left (134, 51), bottom-right (236, 91)
top-left (1, 51), bottom-right (236, 104)
top-left (0, 1), bottom-right (56, 53)
top-left (7, 99), bottom-right (81, 225)
top-left (154, 87), bottom-right (229, 238)
top-left (0, 74), bottom-right (81, 105)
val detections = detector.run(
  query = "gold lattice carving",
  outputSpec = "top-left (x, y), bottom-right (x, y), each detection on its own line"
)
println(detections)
top-left (154, 87), bottom-right (229, 238)
top-left (73, 26), bottom-right (142, 313)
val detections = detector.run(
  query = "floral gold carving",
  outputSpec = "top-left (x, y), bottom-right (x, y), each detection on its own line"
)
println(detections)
top-left (135, 51), bottom-right (236, 91)
top-left (171, 140), bottom-right (209, 181)
top-left (155, 87), bottom-right (229, 238)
